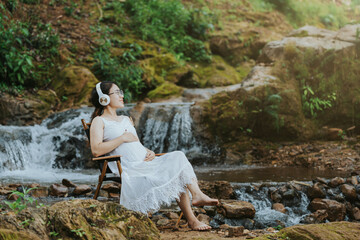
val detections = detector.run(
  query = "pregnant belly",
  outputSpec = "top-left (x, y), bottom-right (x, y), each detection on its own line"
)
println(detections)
top-left (117, 141), bottom-right (147, 162)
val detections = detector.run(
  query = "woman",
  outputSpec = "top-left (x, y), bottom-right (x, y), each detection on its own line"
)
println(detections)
top-left (89, 81), bottom-right (219, 231)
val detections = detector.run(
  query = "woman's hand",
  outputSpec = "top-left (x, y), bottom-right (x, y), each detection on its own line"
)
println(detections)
top-left (120, 132), bottom-right (139, 143)
top-left (144, 150), bottom-right (155, 162)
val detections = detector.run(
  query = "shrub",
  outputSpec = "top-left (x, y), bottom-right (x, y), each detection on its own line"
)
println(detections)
top-left (92, 30), bottom-right (145, 100)
top-left (0, 4), bottom-right (60, 92)
top-left (122, 0), bottom-right (212, 61)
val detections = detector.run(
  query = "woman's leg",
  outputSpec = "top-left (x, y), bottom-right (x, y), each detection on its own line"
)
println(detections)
top-left (187, 179), bottom-right (219, 207)
top-left (177, 190), bottom-right (211, 230)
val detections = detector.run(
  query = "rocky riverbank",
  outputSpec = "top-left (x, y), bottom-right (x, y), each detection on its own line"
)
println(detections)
top-left (2, 175), bottom-right (360, 239)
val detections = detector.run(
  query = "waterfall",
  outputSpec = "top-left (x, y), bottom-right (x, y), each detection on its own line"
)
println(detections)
top-left (0, 103), bottom-right (219, 184)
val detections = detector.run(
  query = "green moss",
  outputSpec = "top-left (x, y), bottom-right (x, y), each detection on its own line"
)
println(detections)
top-left (190, 55), bottom-right (242, 88)
top-left (147, 81), bottom-right (183, 100)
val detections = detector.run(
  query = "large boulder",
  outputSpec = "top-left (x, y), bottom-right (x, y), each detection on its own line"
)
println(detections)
top-left (258, 25), bottom-right (357, 63)
top-left (309, 198), bottom-right (346, 221)
top-left (201, 24), bottom-right (360, 145)
top-left (0, 199), bottom-right (159, 240)
top-left (218, 200), bottom-right (255, 219)
top-left (0, 90), bottom-right (59, 125)
top-left (198, 180), bottom-right (235, 200)
top-left (51, 66), bottom-right (98, 108)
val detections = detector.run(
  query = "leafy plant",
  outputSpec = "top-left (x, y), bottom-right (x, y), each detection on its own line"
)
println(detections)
top-left (302, 85), bottom-right (336, 118)
top-left (123, 0), bottom-right (212, 61)
top-left (4, 187), bottom-right (37, 214)
top-left (0, 5), bottom-right (60, 92)
top-left (92, 28), bottom-right (145, 100)
top-left (71, 228), bottom-right (86, 237)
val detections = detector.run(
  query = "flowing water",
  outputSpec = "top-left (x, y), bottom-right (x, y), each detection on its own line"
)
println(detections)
top-left (0, 104), bottom-right (349, 228)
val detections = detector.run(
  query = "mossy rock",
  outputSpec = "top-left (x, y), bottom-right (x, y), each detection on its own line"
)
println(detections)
top-left (180, 55), bottom-right (243, 88)
top-left (141, 53), bottom-right (180, 86)
top-left (0, 229), bottom-right (41, 240)
top-left (0, 199), bottom-right (159, 240)
top-left (51, 66), bottom-right (98, 108)
top-left (254, 221), bottom-right (360, 240)
top-left (147, 81), bottom-right (183, 100)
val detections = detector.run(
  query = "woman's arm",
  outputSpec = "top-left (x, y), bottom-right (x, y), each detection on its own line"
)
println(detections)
top-left (90, 117), bottom-right (138, 157)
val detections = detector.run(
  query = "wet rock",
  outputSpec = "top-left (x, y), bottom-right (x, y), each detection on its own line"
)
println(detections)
top-left (49, 184), bottom-right (68, 197)
top-left (62, 178), bottom-right (77, 188)
top-left (218, 200), bottom-right (255, 219)
top-left (227, 226), bottom-right (244, 237)
top-left (198, 180), bottom-right (235, 199)
top-left (164, 212), bottom-right (179, 220)
top-left (101, 182), bottom-right (121, 193)
top-left (203, 206), bottom-right (217, 217)
top-left (108, 192), bottom-right (120, 198)
top-left (272, 203), bottom-right (286, 214)
top-left (30, 187), bottom-right (48, 198)
top-left (270, 192), bottom-right (282, 203)
top-left (351, 176), bottom-right (358, 185)
top-left (340, 184), bottom-right (357, 201)
top-left (351, 207), bottom-right (360, 220)
top-left (329, 177), bottom-right (345, 187)
top-left (315, 177), bottom-right (328, 185)
top-left (282, 189), bottom-right (295, 200)
top-left (53, 136), bottom-right (92, 169)
top-left (28, 183), bottom-right (40, 189)
top-left (73, 184), bottom-right (92, 196)
top-left (302, 209), bottom-right (328, 224)
top-left (197, 214), bottom-right (210, 225)
top-left (307, 182), bottom-right (326, 199)
top-left (314, 199), bottom-right (346, 221)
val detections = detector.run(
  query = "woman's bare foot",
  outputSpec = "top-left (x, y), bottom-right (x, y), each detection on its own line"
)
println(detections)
top-left (192, 193), bottom-right (219, 207)
top-left (188, 219), bottom-right (212, 231)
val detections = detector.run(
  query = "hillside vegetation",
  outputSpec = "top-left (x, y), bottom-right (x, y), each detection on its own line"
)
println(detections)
top-left (0, 0), bottom-right (359, 105)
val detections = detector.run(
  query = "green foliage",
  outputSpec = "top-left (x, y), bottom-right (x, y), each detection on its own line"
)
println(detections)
top-left (0, 4), bottom-right (60, 92)
top-left (3, 187), bottom-right (36, 214)
top-left (71, 228), bottom-right (86, 237)
top-left (92, 27), bottom-right (145, 100)
top-left (302, 85), bottom-right (336, 118)
top-left (20, 0), bottom-right (40, 4)
top-left (63, 1), bottom-right (78, 17)
top-left (249, 0), bottom-right (348, 29)
top-left (249, 90), bottom-right (284, 133)
top-left (122, 0), bottom-right (212, 61)
top-left (5, 0), bottom-right (18, 12)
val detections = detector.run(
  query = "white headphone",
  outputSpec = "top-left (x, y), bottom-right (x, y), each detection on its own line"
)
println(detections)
top-left (96, 82), bottom-right (110, 106)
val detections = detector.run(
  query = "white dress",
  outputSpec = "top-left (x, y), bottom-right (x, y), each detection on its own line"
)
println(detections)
top-left (100, 116), bottom-right (197, 213)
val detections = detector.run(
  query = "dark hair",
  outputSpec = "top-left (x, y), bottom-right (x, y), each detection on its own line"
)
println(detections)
top-left (90, 81), bottom-right (115, 121)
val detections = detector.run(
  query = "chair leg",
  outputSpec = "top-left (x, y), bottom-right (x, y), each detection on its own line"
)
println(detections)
top-left (175, 212), bottom-right (183, 228)
top-left (116, 160), bottom-right (122, 176)
top-left (94, 161), bottom-right (108, 200)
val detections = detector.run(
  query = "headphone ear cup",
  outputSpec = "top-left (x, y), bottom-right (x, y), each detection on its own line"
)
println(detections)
top-left (96, 82), bottom-right (110, 106)
top-left (99, 94), bottom-right (110, 106)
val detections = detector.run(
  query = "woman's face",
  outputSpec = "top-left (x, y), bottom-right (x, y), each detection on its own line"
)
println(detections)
top-left (108, 84), bottom-right (124, 108)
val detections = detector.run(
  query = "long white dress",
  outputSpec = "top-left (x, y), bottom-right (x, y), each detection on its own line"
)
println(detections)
top-left (100, 116), bottom-right (197, 214)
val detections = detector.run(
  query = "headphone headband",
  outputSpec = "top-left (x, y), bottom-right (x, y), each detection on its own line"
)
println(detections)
top-left (96, 82), bottom-right (110, 106)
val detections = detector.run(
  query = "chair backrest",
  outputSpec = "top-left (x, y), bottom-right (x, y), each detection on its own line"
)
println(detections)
top-left (81, 119), bottom-right (112, 173)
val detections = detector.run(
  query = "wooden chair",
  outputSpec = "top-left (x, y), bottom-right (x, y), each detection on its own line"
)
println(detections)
top-left (81, 118), bottom-right (184, 228)
top-left (81, 119), bottom-right (123, 200)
